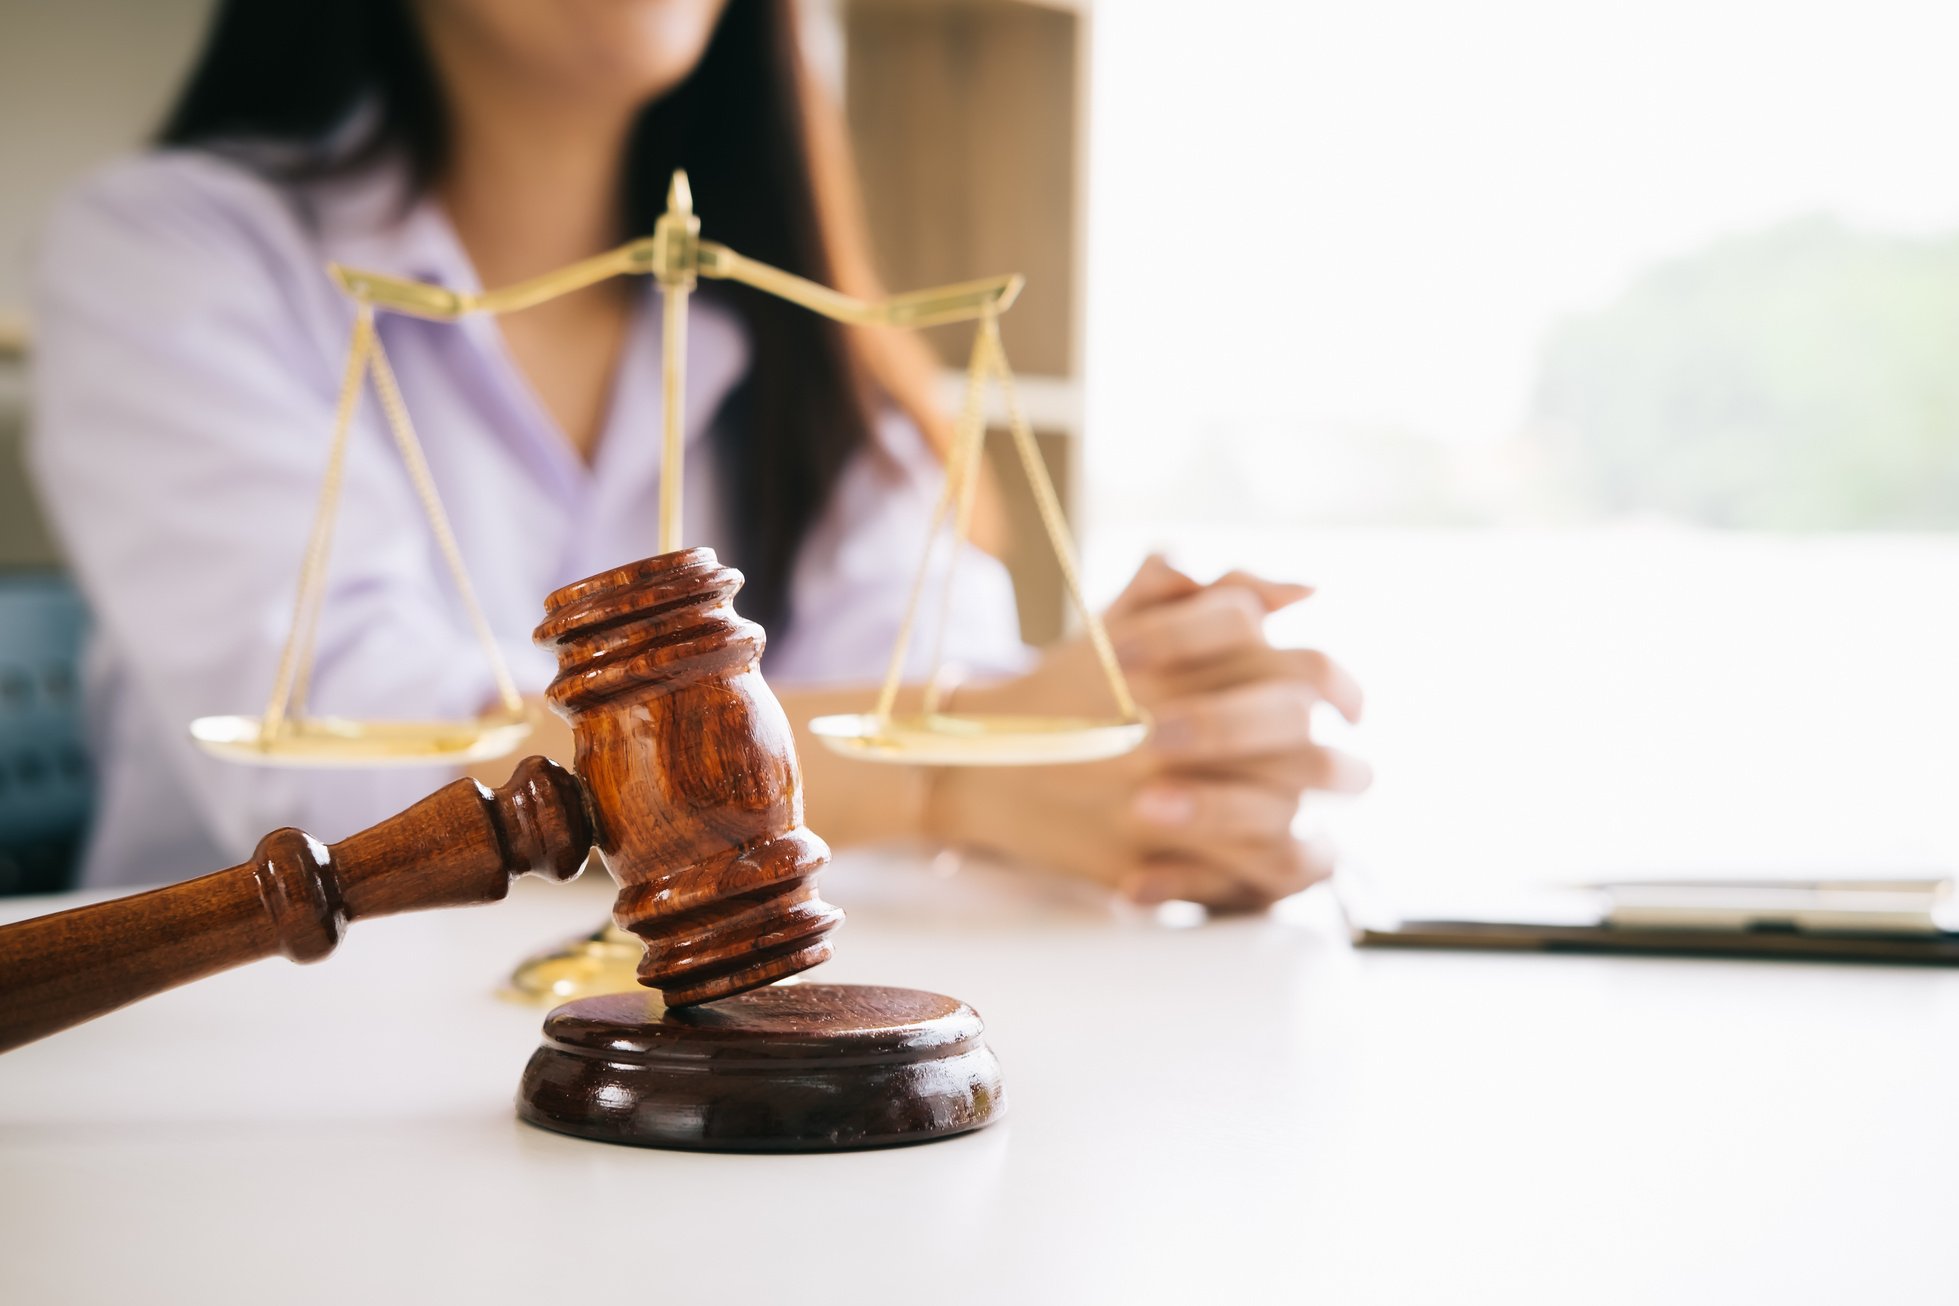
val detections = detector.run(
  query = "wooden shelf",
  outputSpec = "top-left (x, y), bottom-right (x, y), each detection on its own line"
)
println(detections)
top-left (936, 368), bottom-right (1082, 433)
top-left (0, 312), bottom-right (27, 363)
top-left (842, 0), bottom-right (1089, 643)
top-left (842, 0), bottom-right (1081, 380)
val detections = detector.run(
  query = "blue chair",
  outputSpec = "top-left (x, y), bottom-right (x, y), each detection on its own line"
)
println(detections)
top-left (0, 572), bottom-right (91, 895)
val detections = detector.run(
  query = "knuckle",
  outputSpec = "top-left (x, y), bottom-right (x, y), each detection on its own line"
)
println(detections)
top-left (1212, 791), bottom-right (1260, 838)
top-left (1190, 589), bottom-right (1255, 647)
top-left (1183, 784), bottom-right (1226, 833)
top-left (1251, 684), bottom-right (1316, 751)
top-left (1296, 837), bottom-right (1338, 884)
top-left (1176, 703), bottom-right (1225, 753)
top-left (1270, 867), bottom-right (1314, 898)
top-left (1284, 683), bottom-right (1318, 734)
top-left (1293, 746), bottom-right (1334, 788)
top-left (1231, 790), bottom-right (1278, 837)
top-left (1293, 647), bottom-right (1333, 690)
top-left (1244, 883), bottom-right (1290, 910)
top-left (1142, 613), bottom-right (1185, 656)
top-left (1239, 790), bottom-right (1296, 840)
top-left (1223, 591), bottom-right (1265, 643)
top-left (1208, 879), bottom-right (1271, 910)
top-left (1195, 781), bottom-right (1238, 819)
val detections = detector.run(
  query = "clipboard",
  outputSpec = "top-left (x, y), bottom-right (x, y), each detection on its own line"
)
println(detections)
top-left (1338, 872), bottom-right (1959, 966)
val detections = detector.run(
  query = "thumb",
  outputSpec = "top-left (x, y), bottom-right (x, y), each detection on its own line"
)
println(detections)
top-left (1209, 569), bottom-right (1315, 614)
top-left (1106, 553), bottom-right (1202, 619)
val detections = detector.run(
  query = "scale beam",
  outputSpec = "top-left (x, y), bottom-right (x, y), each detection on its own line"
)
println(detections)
top-left (330, 243), bottom-right (656, 320)
top-left (205, 168), bottom-right (1136, 775)
top-left (697, 243), bottom-right (1022, 329)
top-left (326, 234), bottom-right (1020, 331)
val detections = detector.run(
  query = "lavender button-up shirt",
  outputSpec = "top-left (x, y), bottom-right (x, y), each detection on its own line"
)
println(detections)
top-left (29, 151), bottom-right (1024, 888)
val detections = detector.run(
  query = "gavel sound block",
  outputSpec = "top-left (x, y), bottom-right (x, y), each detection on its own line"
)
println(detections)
top-left (0, 548), bottom-right (1004, 1153)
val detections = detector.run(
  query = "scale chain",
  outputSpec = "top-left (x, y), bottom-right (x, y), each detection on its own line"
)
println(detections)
top-left (261, 305), bottom-right (375, 742)
top-left (984, 316), bottom-right (1141, 723)
top-left (870, 439), bottom-right (963, 725)
top-left (873, 313), bottom-right (1142, 729)
top-left (918, 317), bottom-right (1000, 716)
top-left (366, 330), bottom-right (527, 717)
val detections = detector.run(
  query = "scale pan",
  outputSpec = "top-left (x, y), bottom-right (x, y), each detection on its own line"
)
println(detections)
top-left (809, 712), bottom-right (1149, 767)
top-left (188, 713), bottom-right (533, 768)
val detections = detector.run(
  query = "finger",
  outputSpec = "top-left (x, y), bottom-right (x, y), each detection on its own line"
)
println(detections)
top-left (1110, 586), bottom-right (1267, 673)
top-left (1208, 569), bottom-right (1315, 614)
top-left (1291, 833), bottom-right (1340, 890)
top-left (1120, 842), bottom-right (1327, 911)
top-left (1106, 553), bottom-right (1203, 619)
top-left (1149, 680), bottom-right (1318, 763)
top-left (1287, 647), bottom-right (1364, 723)
top-left (1119, 857), bottom-right (1280, 911)
top-left (1131, 778), bottom-right (1301, 850)
top-left (1192, 838), bottom-right (1338, 906)
top-left (1147, 646), bottom-right (1366, 723)
top-left (1193, 744), bottom-right (1377, 796)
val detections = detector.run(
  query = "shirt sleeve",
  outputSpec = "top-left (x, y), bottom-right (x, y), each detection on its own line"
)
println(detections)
top-left (765, 408), bottom-right (1032, 689)
top-left (28, 155), bottom-right (500, 855)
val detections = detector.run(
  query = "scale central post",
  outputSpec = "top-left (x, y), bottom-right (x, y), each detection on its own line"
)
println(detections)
top-left (651, 172), bottom-right (701, 554)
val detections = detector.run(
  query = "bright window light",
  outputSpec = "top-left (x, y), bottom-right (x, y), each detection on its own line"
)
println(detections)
top-left (1082, 0), bottom-right (1959, 893)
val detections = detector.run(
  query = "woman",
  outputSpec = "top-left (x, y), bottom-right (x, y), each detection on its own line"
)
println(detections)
top-left (29, 0), bottom-right (1368, 906)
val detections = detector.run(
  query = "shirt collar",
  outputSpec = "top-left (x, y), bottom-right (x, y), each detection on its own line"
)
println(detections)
top-left (301, 153), bottom-right (475, 292)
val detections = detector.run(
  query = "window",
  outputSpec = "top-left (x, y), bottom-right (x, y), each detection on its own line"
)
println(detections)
top-left (1083, 0), bottom-right (1959, 894)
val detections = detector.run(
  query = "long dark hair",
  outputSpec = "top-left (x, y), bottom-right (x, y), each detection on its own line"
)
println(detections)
top-left (157, 0), bottom-right (947, 636)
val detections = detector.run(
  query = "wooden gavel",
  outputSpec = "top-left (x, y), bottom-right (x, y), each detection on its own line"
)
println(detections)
top-left (0, 549), bottom-right (844, 1054)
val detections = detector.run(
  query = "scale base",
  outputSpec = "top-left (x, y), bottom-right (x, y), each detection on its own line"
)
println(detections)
top-left (517, 984), bottom-right (1005, 1152)
top-left (502, 921), bottom-right (643, 1003)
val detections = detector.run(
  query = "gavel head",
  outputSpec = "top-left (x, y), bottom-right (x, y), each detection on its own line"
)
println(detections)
top-left (533, 549), bottom-right (843, 1006)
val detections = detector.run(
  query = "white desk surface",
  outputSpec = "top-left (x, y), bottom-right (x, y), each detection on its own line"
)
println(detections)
top-left (2, 850), bottom-right (1953, 1306)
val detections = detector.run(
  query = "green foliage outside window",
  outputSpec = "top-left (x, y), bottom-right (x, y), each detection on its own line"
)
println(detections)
top-left (1532, 216), bottom-right (1959, 529)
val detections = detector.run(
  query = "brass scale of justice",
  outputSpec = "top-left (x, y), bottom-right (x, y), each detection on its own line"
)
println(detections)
top-left (187, 171), bottom-right (1148, 1001)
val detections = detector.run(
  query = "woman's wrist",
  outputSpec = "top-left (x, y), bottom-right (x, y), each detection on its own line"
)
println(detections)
top-left (919, 676), bottom-right (973, 846)
top-left (915, 680), bottom-right (983, 846)
top-left (917, 673), bottom-right (1017, 848)
top-left (920, 763), bottom-right (1012, 858)
top-left (919, 762), bottom-right (960, 845)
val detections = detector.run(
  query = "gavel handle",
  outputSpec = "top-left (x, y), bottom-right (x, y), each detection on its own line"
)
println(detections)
top-left (0, 755), bottom-right (591, 1054)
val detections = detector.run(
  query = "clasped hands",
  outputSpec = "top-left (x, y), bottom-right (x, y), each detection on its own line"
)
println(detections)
top-left (933, 556), bottom-right (1370, 911)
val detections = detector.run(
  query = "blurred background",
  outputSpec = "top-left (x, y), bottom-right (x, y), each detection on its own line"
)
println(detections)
top-left (1078, 0), bottom-right (1959, 901)
top-left (5, 0), bottom-right (1959, 900)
